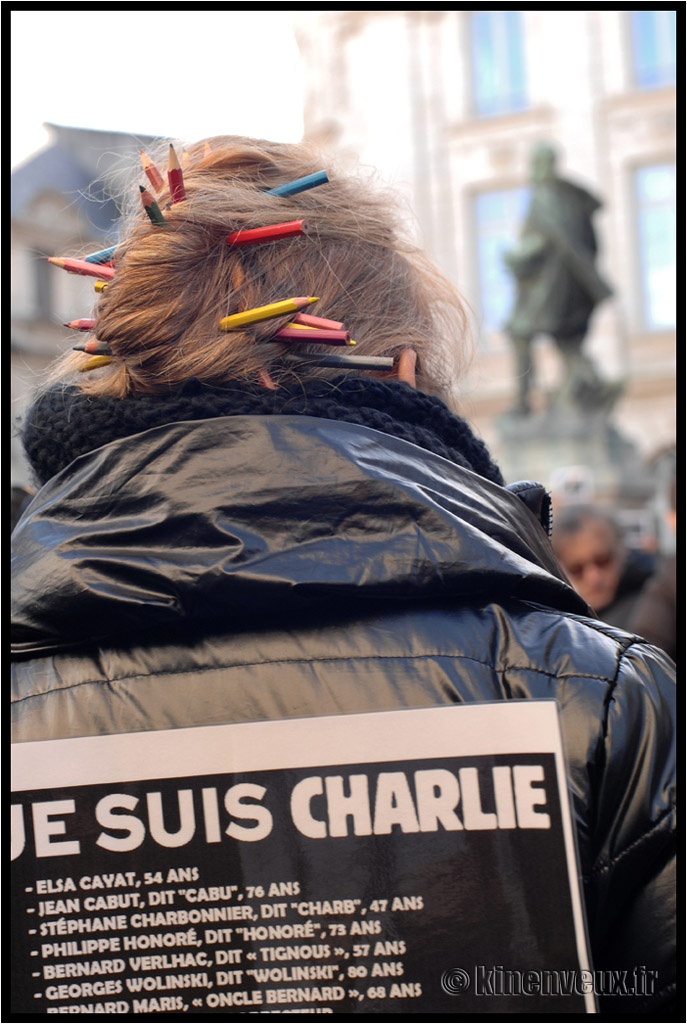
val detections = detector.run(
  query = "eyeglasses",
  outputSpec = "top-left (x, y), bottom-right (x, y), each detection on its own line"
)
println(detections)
top-left (566, 552), bottom-right (617, 578)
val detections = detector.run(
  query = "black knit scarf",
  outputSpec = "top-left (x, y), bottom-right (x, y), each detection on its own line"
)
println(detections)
top-left (21, 377), bottom-right (504, 488)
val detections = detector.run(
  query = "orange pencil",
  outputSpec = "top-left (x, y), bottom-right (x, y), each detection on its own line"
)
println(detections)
top-left (48, 257), bottom-right (115, 281)
top-left (73, 339), bottom-right (112, 355)
top-left (140, 150), bottom-right (164, 193)
top-left (167, 144), bottom-right (186, 204)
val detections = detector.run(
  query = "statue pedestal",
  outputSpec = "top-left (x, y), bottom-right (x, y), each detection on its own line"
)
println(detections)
top-left (494, 407), bottom-right (650, 502)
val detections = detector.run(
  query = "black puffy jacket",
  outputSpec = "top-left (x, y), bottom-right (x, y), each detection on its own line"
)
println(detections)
top-left (11, 415), bottom-right (676, 1011)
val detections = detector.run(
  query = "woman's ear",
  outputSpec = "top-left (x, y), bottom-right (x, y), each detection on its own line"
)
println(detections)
top-left (373, 347), bottom-right (418, 387)
top-left (396, 348), bottom-right (417, 388)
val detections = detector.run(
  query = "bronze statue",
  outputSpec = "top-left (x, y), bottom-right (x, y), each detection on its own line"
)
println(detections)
top-left (502, 143), bottom-right (617, 416)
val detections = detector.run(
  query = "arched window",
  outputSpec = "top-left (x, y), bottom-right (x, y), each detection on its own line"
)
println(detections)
top-left (629, 11), bottom-right (676, 89)
top-left (470, 11), bottom-right (528, 117)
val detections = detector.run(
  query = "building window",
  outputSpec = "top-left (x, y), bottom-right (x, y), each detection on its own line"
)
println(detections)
top-left (473, 187), bottom-right (530, 335)
top-left (470, 11), bottom-right (528, 117)
top-left (634, 163), bottom-right (675, 330)
top-left (629, 11), bottom-right (676, 88)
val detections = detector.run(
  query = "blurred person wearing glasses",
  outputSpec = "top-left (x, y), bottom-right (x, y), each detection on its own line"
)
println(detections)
top-left (551, 505), bottom-right (655, 630)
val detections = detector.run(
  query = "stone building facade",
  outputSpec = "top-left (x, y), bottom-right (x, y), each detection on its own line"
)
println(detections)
top-left (11, 15), bottom-right (675, 542)
top-left (294, 10), bottom-right (676, 534)
top-left (10, 125), bottom-right (156, 485)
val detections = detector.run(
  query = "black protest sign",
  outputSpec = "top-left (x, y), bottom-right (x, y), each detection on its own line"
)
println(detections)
top-left (11, 702), bottom-right (595, 1014)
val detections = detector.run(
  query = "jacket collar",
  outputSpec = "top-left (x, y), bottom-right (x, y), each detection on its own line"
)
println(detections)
top-left (12, 416), bottom-right (589, 656)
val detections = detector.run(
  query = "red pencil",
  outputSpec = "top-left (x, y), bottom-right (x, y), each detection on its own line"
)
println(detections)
top-left (64, 318), bottom-right (96, 331)
top-left (140, 150), bottom-right (164, 193)
top-left (48, 257), bottom-right (116, 281)
top-left (167, 144), bottom-right (186, 204)
top-left (226, 220), bottom-right (308, 247)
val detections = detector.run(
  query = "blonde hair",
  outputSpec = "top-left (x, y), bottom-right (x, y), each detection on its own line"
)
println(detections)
top-left (56, 135), bottom-right (472, 402)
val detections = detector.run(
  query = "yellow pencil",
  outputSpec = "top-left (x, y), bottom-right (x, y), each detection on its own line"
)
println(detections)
top-left (220, 296), bottom-right (319, 331)
top-left (78, 355), bottom-right (113, 372)
top-left (94, 280), bottom-right (109, 293)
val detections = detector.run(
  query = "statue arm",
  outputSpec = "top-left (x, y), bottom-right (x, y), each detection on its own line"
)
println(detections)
top-left (502, 231), bottom-right (548, 279)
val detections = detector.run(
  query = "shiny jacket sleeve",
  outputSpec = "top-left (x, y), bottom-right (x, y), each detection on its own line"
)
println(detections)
top-left (586, 639), bottom-right (675, 1011)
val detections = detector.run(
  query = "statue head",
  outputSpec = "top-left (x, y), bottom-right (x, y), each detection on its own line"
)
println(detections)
top-left (529, 143), bottom-right (558, 184)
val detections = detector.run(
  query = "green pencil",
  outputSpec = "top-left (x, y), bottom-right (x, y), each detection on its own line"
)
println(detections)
top-left (140, 185), bottom-right (167, 225)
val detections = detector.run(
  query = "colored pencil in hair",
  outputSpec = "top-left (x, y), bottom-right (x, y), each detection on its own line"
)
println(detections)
top-left (203, 142), bottom-right (213, 158)
top-left (266, 171), bottom-right (329, 198)
top-left (257, 368), bottom-right (278, 391)
top-left (64, 318), bottom-right (96, 331)
top-left (226, 220), bottom-right (308, 247)
top-left (78, 354), bottom-right (113, 372)
top-left (290, 312), bottom-right (345, 330)
top-left (140, 150), bottom-right (165, 193)
top-left (94, 280), bottom-right (109, 293)
top-left (167, 144), bottom-right (186, 204)
top-left (281, 353), bottom-right (394, 370)
top-left (231, 262), bottom-right (246, 291)
top-left (83, 245), bottom-right (118, 265)
top-left (73, 340), bottom-right (112, 355)
top-left (273, 327), bottom-right (355, 346)
top-left (220, 296), bottom-right (319, 331)
top-left (139, 185), bottom-right (167, 225)
top-left (48, 257), bottom-right (116, 281)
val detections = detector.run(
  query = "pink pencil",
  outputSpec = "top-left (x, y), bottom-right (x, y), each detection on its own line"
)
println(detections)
top-left (273, 327), bottom-right (354, 346)
top-left (49, 257), bottom-right (116, 281)
top-left (64, 318), bottom-right (96, 331)
top-left (291, 312), bottom-right (345, 330)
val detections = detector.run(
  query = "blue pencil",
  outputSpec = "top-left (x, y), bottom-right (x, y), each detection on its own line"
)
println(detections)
top-left (84, 245), bottom-right (118, 264)
top-left (266, 171), bottom-right (329, 198)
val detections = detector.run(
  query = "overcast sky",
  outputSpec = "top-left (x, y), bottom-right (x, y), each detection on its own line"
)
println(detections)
top-left (11, 10), bottom-right (306, 168)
